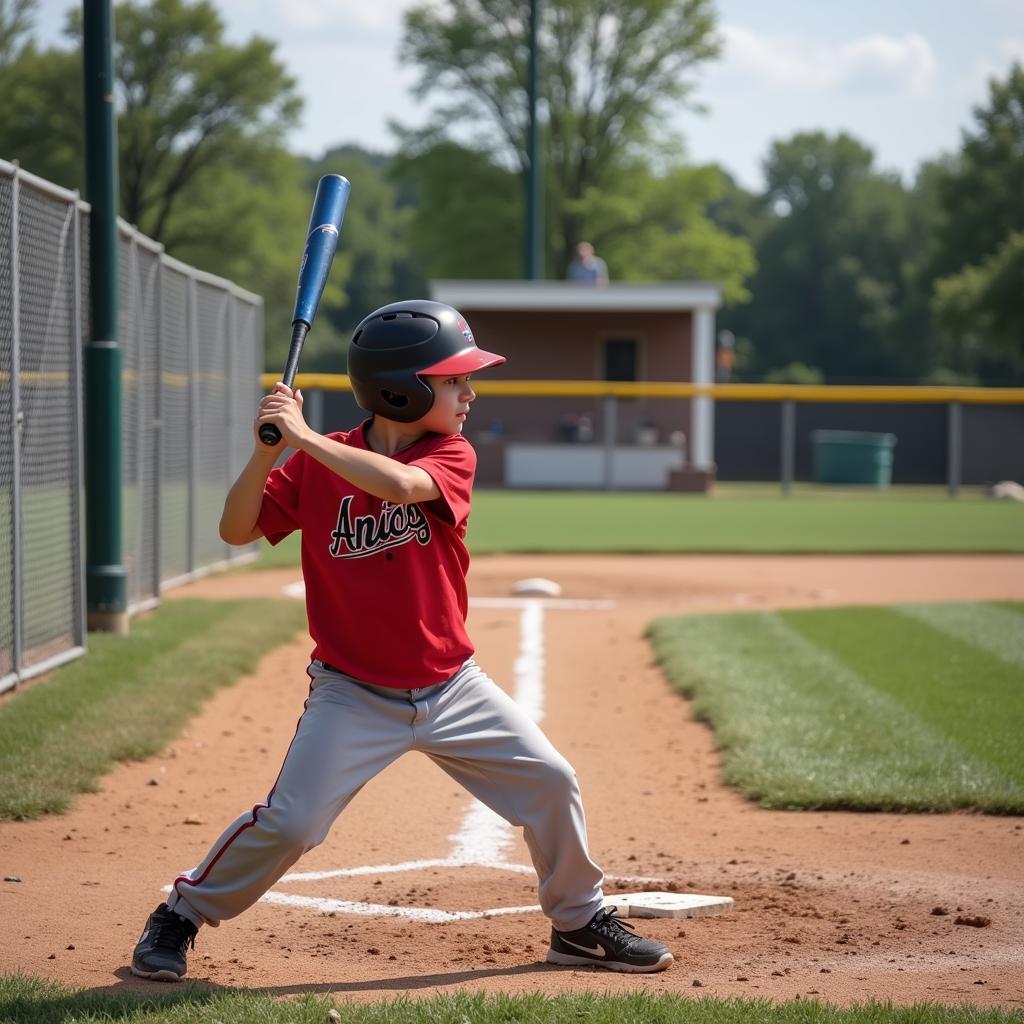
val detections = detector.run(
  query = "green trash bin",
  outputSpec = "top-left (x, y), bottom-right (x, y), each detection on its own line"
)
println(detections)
top-left (811, 430), bottom-right (897, 486)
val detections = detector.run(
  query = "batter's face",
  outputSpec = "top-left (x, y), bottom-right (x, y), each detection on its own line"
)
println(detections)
top-left (421, 374), bottom-right (476, 434)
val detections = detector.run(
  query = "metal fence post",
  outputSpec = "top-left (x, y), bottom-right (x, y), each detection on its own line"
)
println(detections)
top-left (132, 233), bottom-right (145, 607)
top-left (187, 273), bottom-right (198, 574)
top-left (780, 399), bottom-right (796, 497)
top-left (603, 394), bottom-right (617, 490)
top-left (222, 290), bottom-right (233, 564)
top-left (307, 387), bottom-right (325, 435)
top-left (947, 401), bottom-right (962, 498)
top-left (149, 245), bottom-right (163, 601)
top-left (9, 167), bottom-right (23, 682)
top-left (71, 193), bottom-right (86, 649)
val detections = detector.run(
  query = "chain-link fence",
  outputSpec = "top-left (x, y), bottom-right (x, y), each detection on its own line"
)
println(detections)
top-left (1, 160), bottom-right (264, 694)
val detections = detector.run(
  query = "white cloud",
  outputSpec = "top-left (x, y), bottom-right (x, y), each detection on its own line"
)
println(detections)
top-left (268, 0), bottom-right (414, 35)
top-left (716, 25), bottom-right (936, 98)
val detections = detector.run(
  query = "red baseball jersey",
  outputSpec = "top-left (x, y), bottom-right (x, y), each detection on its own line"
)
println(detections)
top-left (257, 421), bottom-right (476, 688)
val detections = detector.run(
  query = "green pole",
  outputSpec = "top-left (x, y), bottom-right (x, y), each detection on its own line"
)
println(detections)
top-left (524, 0), bottom-right (543, 280)
top-left (83, 0), bottom-right (127, 632)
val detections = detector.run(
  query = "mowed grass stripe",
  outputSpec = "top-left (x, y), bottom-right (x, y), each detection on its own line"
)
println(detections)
top-left (648, 612), bottom-right (1005, 809)
top-left (786, 606), bottom-right (1024, 787)
top-left (894, 602), bottom-right (1024, 669)
top-left (648, 603), bottom-right (1024, 812)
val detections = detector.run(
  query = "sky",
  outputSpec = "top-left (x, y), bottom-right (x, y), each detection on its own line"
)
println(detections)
top-left (30, 0), bottom-right (1024, 191)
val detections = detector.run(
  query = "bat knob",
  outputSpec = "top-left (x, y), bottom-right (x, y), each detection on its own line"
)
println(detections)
top-left (259, 423), bottom-right (283, 446)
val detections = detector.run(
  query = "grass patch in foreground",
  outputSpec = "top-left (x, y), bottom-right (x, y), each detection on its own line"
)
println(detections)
top-left (0, 598), bottom-right (307, 820)
top-left (1, 977), bottom-right (1019, 1024)
top-left (648, 602), bottom-right (1024, 812)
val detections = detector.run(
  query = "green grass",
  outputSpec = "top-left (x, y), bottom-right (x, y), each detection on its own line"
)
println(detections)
top-left (467, 488), bottom-right (1024, 553)
top-left (647, 601), bottom-right (1024, 812)
top-left (0, 598), bottom-right (307, 820)
top-left (1, 977), bottom-right (1018, 1024)
top-left (247, 487), bottom-right (1024, 567)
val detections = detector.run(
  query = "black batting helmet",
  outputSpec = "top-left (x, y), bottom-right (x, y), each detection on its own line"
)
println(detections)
top-left (347, 300), bottom-right (505, 423)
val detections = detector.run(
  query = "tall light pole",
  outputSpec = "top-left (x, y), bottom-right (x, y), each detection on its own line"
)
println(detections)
top-left (83, 0), bottom-right (127, 633)
top-left (524, 0), bottom-right (543, 280)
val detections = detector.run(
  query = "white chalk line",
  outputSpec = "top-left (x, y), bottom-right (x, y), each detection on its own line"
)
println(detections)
top-left (262, 599), bottom-right (548, 921)
top-left (273, 597), bottom-right (657, 921)
top-left (174, 593), bottom-right (632, 922)
top-left (260, 890), bottom-right (545, 924)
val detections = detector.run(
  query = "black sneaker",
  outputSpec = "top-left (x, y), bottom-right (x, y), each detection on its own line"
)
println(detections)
top-left (130, 902), bottom-right (198, 982)
top-left (547, 906), bottom-right (673, 973)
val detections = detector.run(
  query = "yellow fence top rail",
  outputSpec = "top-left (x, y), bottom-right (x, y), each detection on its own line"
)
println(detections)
top-left (259, 373), bottom-right (1024, 405)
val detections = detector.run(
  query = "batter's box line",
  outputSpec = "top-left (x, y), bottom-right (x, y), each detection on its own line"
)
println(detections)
top-left (233, 859), bottom-right (671, 925)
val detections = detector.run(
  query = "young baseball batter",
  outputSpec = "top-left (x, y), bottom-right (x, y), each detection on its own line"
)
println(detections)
top-left (130, 300), bottom-right (673, 981)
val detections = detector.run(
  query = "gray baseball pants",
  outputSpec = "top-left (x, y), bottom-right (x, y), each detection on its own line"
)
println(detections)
top-left (167, 658), bottom-right (605, 934)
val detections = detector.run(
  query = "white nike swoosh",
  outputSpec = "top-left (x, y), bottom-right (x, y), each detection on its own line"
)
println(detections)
top-left (562, 937), bottom-right (607, 958)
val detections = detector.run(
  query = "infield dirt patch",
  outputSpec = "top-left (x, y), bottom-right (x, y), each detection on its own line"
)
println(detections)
top-left (1, 555), bottom-right (1022, 1007)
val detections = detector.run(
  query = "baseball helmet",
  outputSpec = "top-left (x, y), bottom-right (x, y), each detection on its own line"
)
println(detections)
top-left (347, 299), bottom-right (506, 422)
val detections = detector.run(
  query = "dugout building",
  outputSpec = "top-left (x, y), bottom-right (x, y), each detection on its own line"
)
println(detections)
top-left (429, 280), bottom-right (722, 491)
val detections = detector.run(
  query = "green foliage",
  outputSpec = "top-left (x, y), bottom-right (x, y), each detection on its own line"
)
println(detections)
top-left (932, 63), bottom-right (1024, 275)
top-left (724, 132), bottom-right (939, 383)
top-left (933, 232), bottom-right (1024, 378)
top-left (0, 0), bottom-right (37, 67)
top-left (0, 0), bottom-right (329, 366)
top-left (929, 63), bottom-right (1024, 381)
top-left (648, 602), bottom-right (1024, 811)
top-left (399, 0), bottom-right (721, 273)
top-left (388, 133), bottom-right (524, 280)
top-left (574, 160), bottom-right (756, 303)
top-left (306, 146), bottom-right (417, 351)
top-left (0, 37), bottom-right (80, 189)
top-left (763, 362), bottom-right (823, 385)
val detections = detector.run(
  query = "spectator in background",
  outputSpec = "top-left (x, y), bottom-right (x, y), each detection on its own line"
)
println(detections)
top-left (716, 330), bottom-right (736, 383)
top-left (567, 241), bottom-right (609, 286)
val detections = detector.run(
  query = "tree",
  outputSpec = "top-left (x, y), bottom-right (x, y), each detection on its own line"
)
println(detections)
top-left (301, 144), bottom-right (417, 368)
top-left (732, 131), bottom-right (932, 382)
top-left (929, 63), bottom-right (1024, 381)
top-left (571, 158), bottom-right (755, 303)
top-left (0, 0), bottom-right (327, 362)
top-left (399, 0), bottom-right (719, 274)
top-left (932, 232), bottom-right (1024, 380)
top-left (0, 39), bottom-right (80, 186)
top-left (0, 0), bottom-right (36, 66)
top-left (107, 0), bottom-right (302, 245)
top-left (388, 131), bottom-right (524, 282)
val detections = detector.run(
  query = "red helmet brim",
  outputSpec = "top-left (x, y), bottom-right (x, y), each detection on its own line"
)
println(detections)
top-left (418, 348), bottom-right (506, 377)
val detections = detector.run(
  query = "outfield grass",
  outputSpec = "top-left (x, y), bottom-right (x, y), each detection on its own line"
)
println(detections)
top-left (647, 601), bottom-right (1024, 813)
top-left (251, 487), bottom-right (1024, 568)
top-left (1, 976), bottom-right (1019, 1024)
top-left (0, 598), bottom-right (307, 820)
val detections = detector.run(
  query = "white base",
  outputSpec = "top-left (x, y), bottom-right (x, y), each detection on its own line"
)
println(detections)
top-left (603, 891), bottom-right (733, 919)
top-left (511, 577), bottom-right (563, 597)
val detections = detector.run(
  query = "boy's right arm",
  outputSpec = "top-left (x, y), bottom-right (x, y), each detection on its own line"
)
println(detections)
top-left (219, 448), bottom-right (279, 545)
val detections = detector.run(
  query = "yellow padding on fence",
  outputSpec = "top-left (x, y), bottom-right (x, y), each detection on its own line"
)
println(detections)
top-left (259, 373), bottom-right (1024, 405)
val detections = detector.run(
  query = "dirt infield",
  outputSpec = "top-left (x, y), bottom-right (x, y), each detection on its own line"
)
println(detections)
top-left (1, 555), bottom-right (1022, 1007)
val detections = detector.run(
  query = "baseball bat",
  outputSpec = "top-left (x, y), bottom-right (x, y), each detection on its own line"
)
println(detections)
top-left (259, 174), bottom-right (351, 445)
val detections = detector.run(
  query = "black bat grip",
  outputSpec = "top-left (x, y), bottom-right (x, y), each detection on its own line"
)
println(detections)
top-left (259, 322), bottom-right (309, 446)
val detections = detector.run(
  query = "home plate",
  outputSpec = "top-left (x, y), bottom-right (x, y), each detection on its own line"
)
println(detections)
top-left (603, 892), bottom-right (733, 919)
